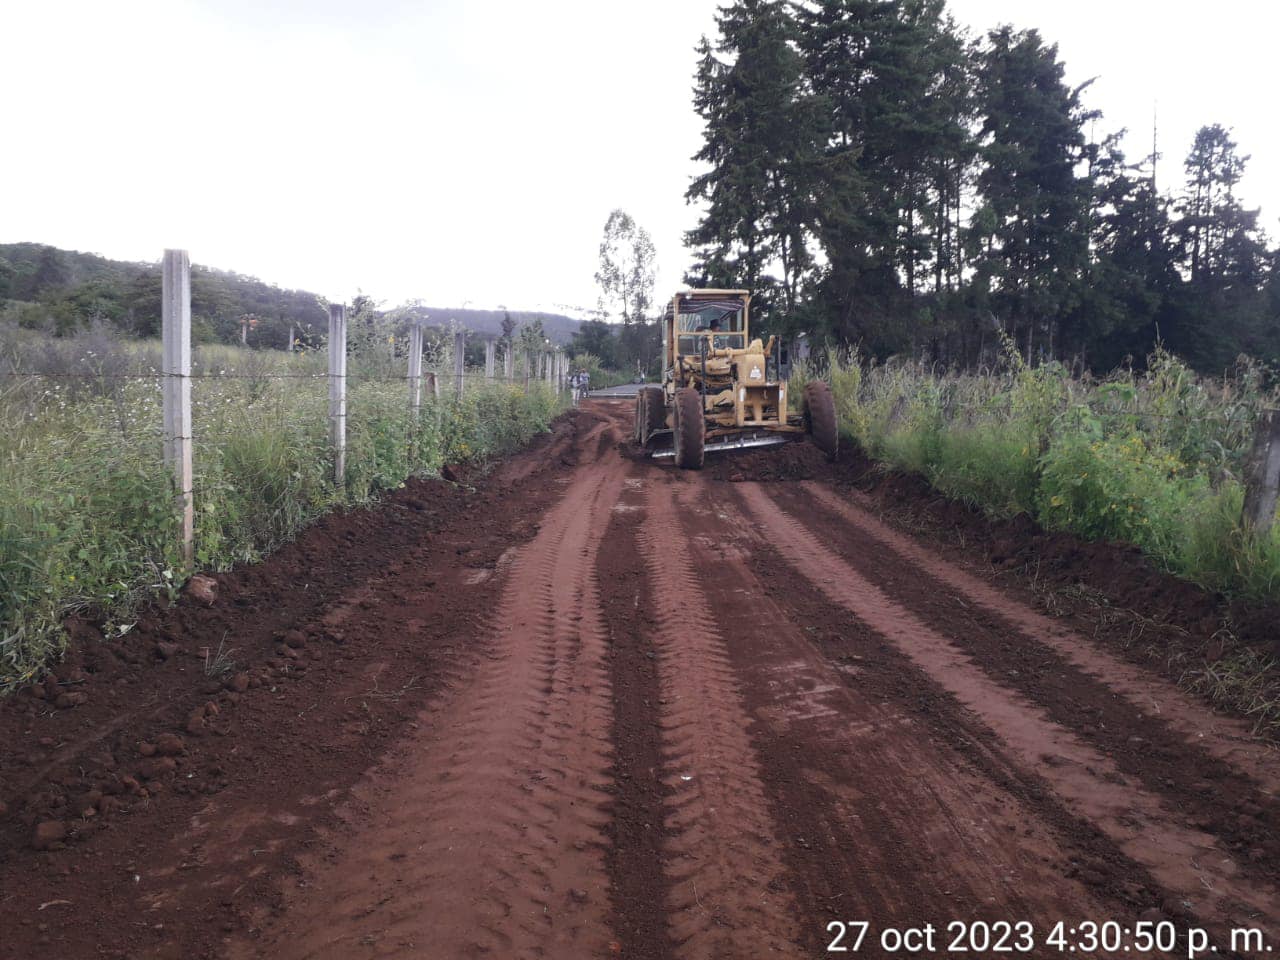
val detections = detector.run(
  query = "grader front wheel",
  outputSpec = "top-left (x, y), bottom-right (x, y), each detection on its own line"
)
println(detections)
top-left (804, 381), bottom-right (839, 461)
top-left (673, 387), bottom-right (705, 470)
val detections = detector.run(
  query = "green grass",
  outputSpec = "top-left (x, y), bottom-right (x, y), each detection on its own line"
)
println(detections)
top-left (821, 346), bottom-right (1280, 602)
top-left (0, 341), bottom-right (563, 688)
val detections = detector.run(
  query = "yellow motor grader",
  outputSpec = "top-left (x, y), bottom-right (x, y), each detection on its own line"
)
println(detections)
top-left (634, 288), bottom-right (838, 469)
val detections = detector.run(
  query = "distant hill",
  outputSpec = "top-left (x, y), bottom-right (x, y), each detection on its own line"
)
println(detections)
top-left (0, 243), bottom-right (579, 346)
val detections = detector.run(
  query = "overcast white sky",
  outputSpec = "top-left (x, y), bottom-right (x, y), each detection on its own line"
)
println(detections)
top-left (3, 0), bottom-right (1275, 317)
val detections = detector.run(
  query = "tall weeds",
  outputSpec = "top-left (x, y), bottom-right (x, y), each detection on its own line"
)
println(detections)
top-left (0, 334), bottom-right (562, 688)
top-left (823, 346), bottom-right (1280, 601)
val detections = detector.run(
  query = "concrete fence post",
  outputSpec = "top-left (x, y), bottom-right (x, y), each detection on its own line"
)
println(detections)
top-left (328, 304), bottom-right (347, 484)
top-left (485, 339), bottom-right (496, 381)
top-left (408, 324), bottom-right (423, 420)
top-left (161, 249), bottom-right (194, 568)
top-left (1242, 408), bottom-right (1280, 537)
top-left (453, 330), bottom-right (466, 397)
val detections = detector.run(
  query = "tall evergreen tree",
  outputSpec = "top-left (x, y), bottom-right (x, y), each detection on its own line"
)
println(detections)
top-left (682, 4), bottom-right (1277, 371)
top-left (1166, 125), bottom-right (1271, 367)
top-left (796, 0), bottom-right (973, 353)
top-left (1071, 135), bottom-right (1180, 368)
top-left (969, 26), bottom-right (1096, 361)
top-left (685, 0), bottom-right (820, 329)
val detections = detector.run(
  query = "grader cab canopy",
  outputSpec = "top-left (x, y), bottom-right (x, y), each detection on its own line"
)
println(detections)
top-left (633, 289), bottom-right (838, 469)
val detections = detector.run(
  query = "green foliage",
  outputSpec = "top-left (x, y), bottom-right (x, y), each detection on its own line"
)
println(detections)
top-left (684, 6), bottom-right (1278, 373)
top-left (0, 343), bottom-right (563, 689)
top-left (685, 0), bottom-right (820, 327)
top-left (932, 426), bottom-right (1038, 516)
top-left (822, 348), bottom-right (1280, 601)
top-left (1036, 433), bottom-right (1200, 556)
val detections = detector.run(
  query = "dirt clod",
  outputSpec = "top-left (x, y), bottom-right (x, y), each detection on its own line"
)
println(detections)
top-left (137, 757), bottom-right (176, 779)
top-left (32, 822), bottom-right (67, 851)
top-left (184, 712), bottom-right (206, 737)
top-left (186, 575), bottom-right (218, 605)
top-left (154, 735), bottom-right (186, 757)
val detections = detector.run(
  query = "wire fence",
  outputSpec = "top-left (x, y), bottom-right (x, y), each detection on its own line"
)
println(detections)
top-left (1, 295), bottom-right (575, 686)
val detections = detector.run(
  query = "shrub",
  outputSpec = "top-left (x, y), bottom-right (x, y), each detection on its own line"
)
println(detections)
top-left (818, 343), bottom-right (1280, 601)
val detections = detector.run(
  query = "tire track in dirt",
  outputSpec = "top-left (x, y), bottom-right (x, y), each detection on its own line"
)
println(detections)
top-left (669, 476), bottom-right (1120, 953)
top-left (736, 481), bottom-right (1280, 938)
top-left (631, 474), bottom-right (799, 958)
top-left (229, 423), bottom-right (630, 959)
top-left (800, 481), bottom-right (1280, 786)
top-left (783, 482), bottom-right (1280, 878)
top-left (596, 476), bottom-right (676, 960)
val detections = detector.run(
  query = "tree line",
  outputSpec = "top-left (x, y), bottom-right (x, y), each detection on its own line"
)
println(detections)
top-left (0, 243), bottom-right (577, 361)
top-left (683, 0), bottom-right (1278, 373)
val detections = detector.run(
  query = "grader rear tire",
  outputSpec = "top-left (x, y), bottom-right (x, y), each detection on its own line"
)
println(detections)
top-left (640, 386), bottom-right (665, 443)
top-left (673, 387), bottom-right (705, 470)
top-left (804, 381), bottom-right (839, 461)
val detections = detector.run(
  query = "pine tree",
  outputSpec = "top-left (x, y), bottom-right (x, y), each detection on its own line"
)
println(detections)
top-left (1166, 125), bottom-right (1271, 367)
top-left (796, 0), bottom-right (974, 353)
top-left (970, 26), bottom-right (1096, 361)
top-left (685, 0), bottom-right (820, 329)
top-left (1070, 135), bottom-right (1179, 368)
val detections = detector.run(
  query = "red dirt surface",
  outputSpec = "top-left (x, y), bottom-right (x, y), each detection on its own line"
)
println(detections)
top-left (2, 399), bottom-right (1279, 959)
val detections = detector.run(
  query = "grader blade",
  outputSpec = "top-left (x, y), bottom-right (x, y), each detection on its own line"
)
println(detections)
top-left (650, 433), bottom-right (791, 458)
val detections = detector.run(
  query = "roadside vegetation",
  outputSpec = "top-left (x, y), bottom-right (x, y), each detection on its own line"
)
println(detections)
top-left (814, 344), bottom-right (1280, 603)
top-left (0, 324), bottom-right (562, 689)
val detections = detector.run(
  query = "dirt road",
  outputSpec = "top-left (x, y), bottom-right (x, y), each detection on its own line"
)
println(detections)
top-left (2, 399), bottom-right (1278, 959)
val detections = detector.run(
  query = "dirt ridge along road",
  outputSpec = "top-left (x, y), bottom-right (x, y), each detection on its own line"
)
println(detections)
top-left (791, 481), bottom-right (1280, 863)
top-left (230, 417), bottom-right (631, 959)
top-left (799, 480), bottom-right (1280, 788)
top-left (735, 480), bottom-right (1280, 945)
